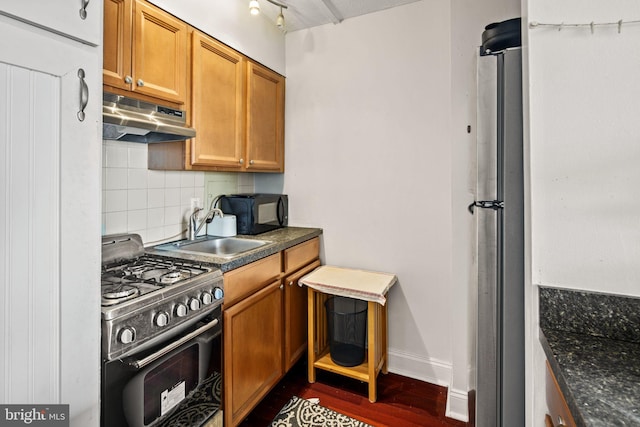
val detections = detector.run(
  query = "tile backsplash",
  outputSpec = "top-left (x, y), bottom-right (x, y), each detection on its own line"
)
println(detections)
top-left (102, 141), bottom-right (254, 245)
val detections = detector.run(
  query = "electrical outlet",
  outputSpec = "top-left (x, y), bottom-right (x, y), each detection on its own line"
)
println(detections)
top-left (190, 197), bottom-right (202, 212)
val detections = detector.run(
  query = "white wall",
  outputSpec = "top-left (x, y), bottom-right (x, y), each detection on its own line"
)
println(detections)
top-left (527, 1), bottom-right (640, 297)
top-left (284, 0), bottom-right (456, 397)
top-left (147, 0), bottom-right (286, 74)
top-left (524, 0), bottom-right (640, 424)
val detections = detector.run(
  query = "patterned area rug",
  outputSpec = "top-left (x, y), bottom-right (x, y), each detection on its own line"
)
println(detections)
top-left (156, 371), bottom-right (222, 427)
top-left (270, 396), bottom-right (373, 427)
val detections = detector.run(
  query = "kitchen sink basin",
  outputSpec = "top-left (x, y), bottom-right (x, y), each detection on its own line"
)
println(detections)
top-left (155, 237), bottom-right (270, 258)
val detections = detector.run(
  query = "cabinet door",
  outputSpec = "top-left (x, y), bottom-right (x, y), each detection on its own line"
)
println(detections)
top-left (0, 0), bottom-right (101, 46)
top-left (284, 260), bottom-right (321, 371)
top-left (191, 31), bottom-right (245, 169)
top-left (224, 280), bottom-right (284, 427)
top-left (132, 0), bottom-right (187, 103)
top-left (246, 61), bottom-right (284, 172)
top-left (0, 16), bottom-right (101, 426)
top-left (103, 0), bottom-right (132, 90)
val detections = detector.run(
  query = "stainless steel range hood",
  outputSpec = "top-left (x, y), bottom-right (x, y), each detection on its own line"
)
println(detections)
top-left (102, 93), bottom-right (195, 143)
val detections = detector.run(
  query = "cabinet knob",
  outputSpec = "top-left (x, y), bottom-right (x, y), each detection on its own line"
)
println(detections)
top-left (249, 160), bottom-right (255, 165)
top-left (124, 75), bottom-right (133, 84)
top-left (239, 158), bottom-right (244, 165)
top-left (137, 79), bottom-right (145, 87)
top-left (289, 281), bottom-right (294, 286)
top-left (279, 284), bottom-right (284, 290)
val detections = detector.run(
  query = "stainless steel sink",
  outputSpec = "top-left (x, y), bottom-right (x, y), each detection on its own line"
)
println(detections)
top-left (154, 237), bottom-right (270, 258)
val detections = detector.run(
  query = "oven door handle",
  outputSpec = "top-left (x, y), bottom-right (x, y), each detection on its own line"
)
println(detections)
top-left (127, 318), bottom-right (219, 370)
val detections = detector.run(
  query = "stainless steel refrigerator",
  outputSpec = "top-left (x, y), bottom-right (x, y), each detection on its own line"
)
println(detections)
top-left (472, 18), bottom-right (524, 427)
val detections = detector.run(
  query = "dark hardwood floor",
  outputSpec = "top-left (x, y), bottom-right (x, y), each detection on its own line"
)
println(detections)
top-left (238, 359), bottom-right (473, 427)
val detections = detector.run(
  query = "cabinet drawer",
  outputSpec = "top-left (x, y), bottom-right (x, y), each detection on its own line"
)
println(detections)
top-left (224, 253), bottom-right (281, 307)
top-left (545, 362), bottom-right (577, 427)
top-left (284, 237), bottom-right (320, 274)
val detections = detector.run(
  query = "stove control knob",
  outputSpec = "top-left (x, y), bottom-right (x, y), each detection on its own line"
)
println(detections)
top-left (188, 298), bottom-right (201, 311)
top-left (213, 287), bottom-right (224, 300)
top-left (174, 303), bottom-right (188, 318)
top-left (118, 327), bottom-right (135, 344)
top-left (154, 311), bottom-right (170, 327)
top-left (200, 291), bottom-right (213, 305)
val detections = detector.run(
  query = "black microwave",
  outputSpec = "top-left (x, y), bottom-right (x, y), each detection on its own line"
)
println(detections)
top-left (219, 194), bottom-right (288, 235)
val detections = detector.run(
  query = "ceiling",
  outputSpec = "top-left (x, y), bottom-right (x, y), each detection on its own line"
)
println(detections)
top-left (255, 0), bottom-right (422, 33)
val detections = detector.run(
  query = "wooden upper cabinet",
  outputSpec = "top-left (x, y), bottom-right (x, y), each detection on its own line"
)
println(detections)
top-left (246, 61), bottom-right (285, 172)
top-left (191, 31), bottom-right (245, 168)
top-left (133, 1), bottom-right (187, 103)
top-left (142, 4), bottom-right (286, 172)
top-left (103, 0), bottom-right (188, 104)
top-left (104, 0), bottom-right (132, 91)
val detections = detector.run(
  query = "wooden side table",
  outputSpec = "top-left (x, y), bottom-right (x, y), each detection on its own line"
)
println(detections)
top-left (300, 266), bottom-right (397, 403)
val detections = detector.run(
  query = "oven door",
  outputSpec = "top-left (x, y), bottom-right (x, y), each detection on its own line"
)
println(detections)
top-left (102, 307), bottom-right (222, 427)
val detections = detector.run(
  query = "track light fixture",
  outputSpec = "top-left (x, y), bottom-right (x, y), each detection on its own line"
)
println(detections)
top-left (249, 0), bottom-right (288, 29)
top-left (249, 0), bottom-right (260, 15)
top-left (276, 7), bottom-right (285, 28)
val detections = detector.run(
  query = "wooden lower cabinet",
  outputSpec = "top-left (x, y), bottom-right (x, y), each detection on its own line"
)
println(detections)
top-left (284, 260), bottom-right (320, 371)
top-left (224, 280), bottom-right (283, 427)
top-left (545, 361), bottom-right (577, 427)
top-left (222, 237), bottom-right (320, 426)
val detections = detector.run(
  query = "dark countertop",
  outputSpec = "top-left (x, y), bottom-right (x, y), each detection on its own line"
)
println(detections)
top-left (539, 287), bottom-right (640, 427)
top-left (145, 226), bottom-right (323, 272)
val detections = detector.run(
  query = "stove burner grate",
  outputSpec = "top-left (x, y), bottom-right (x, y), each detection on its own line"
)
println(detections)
top-left (100, 254), bottom-right (214, 307)
top-left (160, 270), bottom-right (186, 284)
top-left (103, 285), bottom-right (139, 300)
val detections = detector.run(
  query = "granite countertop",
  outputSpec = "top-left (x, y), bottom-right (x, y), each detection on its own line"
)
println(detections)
top-left (539, 287), bottom-right (640, 427)
top-left (145, 226), bottom-right (323, 272)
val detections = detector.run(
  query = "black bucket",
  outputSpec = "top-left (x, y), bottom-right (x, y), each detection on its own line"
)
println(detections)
top-left (325, 296), bottom-right (368, 367)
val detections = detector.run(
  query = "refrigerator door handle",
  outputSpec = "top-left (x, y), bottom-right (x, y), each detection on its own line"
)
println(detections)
top-left (468, 200), bottom-right (504, 214)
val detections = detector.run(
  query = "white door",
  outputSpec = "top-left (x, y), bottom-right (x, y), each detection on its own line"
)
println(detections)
top-left (0, 12), bottom-right (101, 427)
top-left (0, 0), bottom-right (101, 46)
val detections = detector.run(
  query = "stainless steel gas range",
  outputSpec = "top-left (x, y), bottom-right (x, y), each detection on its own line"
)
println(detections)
top-left (101, 233), bottom-right (223, 427)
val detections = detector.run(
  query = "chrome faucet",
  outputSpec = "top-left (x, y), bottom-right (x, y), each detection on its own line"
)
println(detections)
top-left (189, 207), bottom-right (224, 240)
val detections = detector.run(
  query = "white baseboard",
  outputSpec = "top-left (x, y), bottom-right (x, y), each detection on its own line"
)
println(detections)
top-left (445, 388), bottom-right (470, 422)
top-left (387, 348), bottom-right (469, 422)
top-left (387, 348), bottom-right (451, 386)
